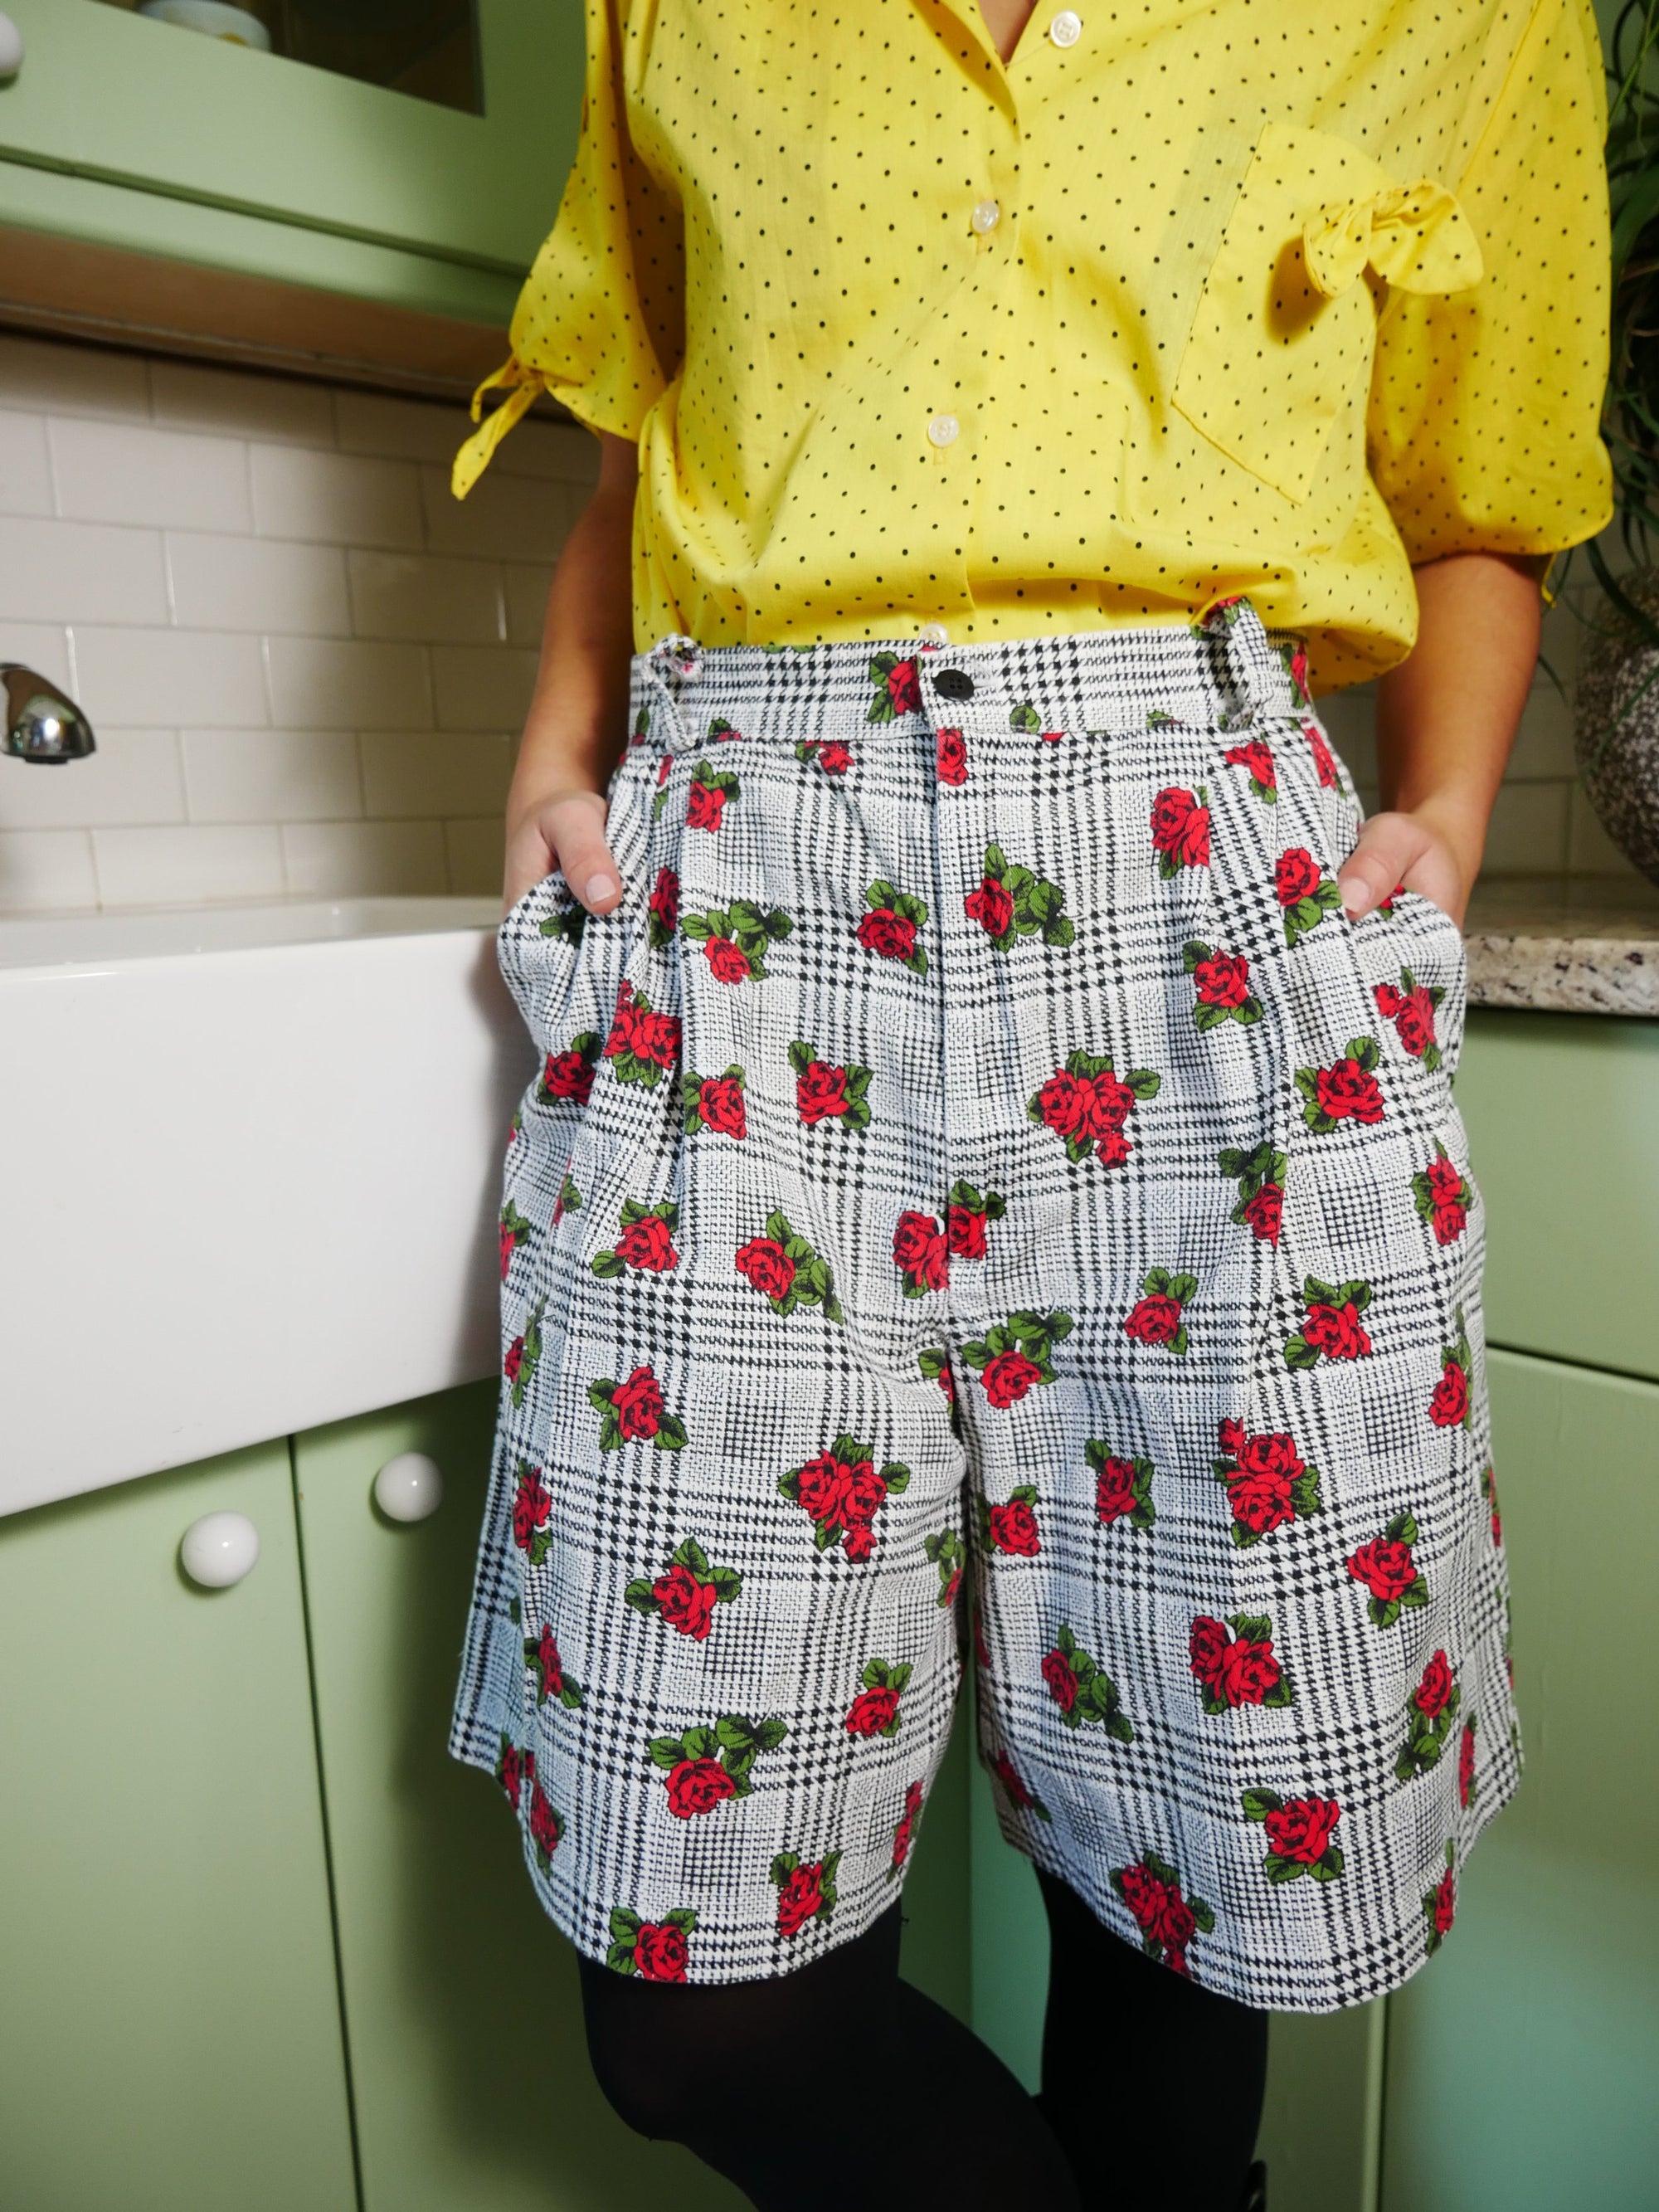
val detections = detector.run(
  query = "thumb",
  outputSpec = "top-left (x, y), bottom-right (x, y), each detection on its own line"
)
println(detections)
top-left (1337, 811), bottom-right (1427, 921)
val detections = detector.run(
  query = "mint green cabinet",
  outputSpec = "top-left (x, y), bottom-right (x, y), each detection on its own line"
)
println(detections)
top-left (0, 1444), bottom-right (357, 2212)
top-left (0, 0), bottom-right (581, 320)
top-left (1379, 1351), bottom-right (1659, 2212)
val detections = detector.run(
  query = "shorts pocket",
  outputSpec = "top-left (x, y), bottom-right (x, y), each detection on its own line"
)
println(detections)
top-left (1171, 122), bottom-right (1477, 504)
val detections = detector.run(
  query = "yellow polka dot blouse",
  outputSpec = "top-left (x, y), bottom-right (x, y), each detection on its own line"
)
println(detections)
top-left (454, 0), bottom-right (1613, 689)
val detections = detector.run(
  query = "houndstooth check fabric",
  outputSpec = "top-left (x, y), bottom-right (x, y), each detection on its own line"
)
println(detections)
top-left (450, 606), bottom-right (1516, 2009)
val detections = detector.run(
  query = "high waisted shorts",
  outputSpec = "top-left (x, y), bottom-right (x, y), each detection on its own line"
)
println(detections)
top-left (450, 607), bottom-right (1517, 2010)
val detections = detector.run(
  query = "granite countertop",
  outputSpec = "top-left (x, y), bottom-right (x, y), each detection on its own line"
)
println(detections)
top-left (1464, 875), bottom-right (1659, 1017)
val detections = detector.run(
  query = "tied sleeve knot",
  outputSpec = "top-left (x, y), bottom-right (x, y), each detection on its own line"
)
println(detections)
top-left (1302, 179), bottom-right (1482, 300)
top-left (451, 356), bottom-right (549, 501)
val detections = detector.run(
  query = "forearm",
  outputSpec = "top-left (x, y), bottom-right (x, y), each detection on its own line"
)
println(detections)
top-left (503, 431), bottom-right (640, 912)
top-left (1340, 551), bottom-right (1541, 923)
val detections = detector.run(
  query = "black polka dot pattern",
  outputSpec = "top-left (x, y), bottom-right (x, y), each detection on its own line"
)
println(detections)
top-left (454, 0), bottom-right (1613, 691)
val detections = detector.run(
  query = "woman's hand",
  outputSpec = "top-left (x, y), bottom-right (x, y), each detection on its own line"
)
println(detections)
top-left (1337, 801), bottom-right (1478, 928)
top-left (504, 787), bottom-right (624, 918)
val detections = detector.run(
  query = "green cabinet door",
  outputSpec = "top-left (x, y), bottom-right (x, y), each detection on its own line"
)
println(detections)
top-left (1380, 1350), bottom-right (1659, 2212)
top-left (0, 0), bottom-right (582, 315)
top-left (0, 1445), bottom-right (357, 2212)
top-left (292, 1382), bottom-right (973, 2212)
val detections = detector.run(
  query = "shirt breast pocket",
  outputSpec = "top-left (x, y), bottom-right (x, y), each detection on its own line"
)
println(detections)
top-left (1171, 122), bottom-right (1481, 506)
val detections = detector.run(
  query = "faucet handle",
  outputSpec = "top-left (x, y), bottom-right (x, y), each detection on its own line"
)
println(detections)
top-left (2, 666), bottom-right (96, 763)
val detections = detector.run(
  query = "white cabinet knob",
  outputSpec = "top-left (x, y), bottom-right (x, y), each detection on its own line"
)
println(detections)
top-left (0, 15), bottom-right (23, 78)
top-left (373, 1452), bottom-right (444, 1523)
top-left (180, 1510), bottom-right (260, 1588)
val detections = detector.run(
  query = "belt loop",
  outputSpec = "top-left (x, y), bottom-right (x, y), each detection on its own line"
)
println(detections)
top-left (645, 633), bottom-right (703, 750)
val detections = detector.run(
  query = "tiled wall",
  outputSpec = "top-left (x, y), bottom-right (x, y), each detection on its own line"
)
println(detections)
top-left (0, 329), bottom-right (1640, 910)
top-left (0, 331), bottom-right (595, 913)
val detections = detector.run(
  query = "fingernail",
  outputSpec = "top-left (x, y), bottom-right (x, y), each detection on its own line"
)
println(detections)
top-left (1338, 875), bottom-right (1370, 918)
top-left (585, 872), bottom-right (618, 908)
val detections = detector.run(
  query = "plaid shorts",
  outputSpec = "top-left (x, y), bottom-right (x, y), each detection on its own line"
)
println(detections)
top-left (450, 607), bottom-right (1516, 2010)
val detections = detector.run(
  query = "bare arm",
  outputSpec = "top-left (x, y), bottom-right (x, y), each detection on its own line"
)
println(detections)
top-left (1337, 551), bottom-right (1541, 925)
top-left (502, 430), bottom-right (640, 917)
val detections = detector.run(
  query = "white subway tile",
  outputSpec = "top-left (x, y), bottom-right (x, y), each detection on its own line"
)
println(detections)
top-left (166, 533), bottom-right (350, 636)
top-left (504, 563), bottom-right (553, 648)
top-left (0, 409), bottom-right (53, 516)
top-left (491, 416), bottom-right (601, 485)
top-left (280, 819), bottom-right (446, 896)
top-left (0, 334), bottom-right (150, 421)
top-left (251, 444), bottom-right (422, 549)
top-left (334, 388), bottom-right (469, 466)
top-left (431, 645), bottom-right (538, 732)
top-left (444, 816), bottom-right (505, 896)
top-left (50, 417), bottom-right (252, 533)
top-left (420, 464), bottom-right (572, 563)
top-left (182, 729), bottom-right (362, 823)
top-left (0, 515), bottom-right (167, 626)
top-left (359, 731), bottom-right (514, 818)
top-left (0, 622), bottom-right (73, 691)
top-left (72, 628), bottom-right (269, 728)
top-left (1480, 781), bottom-right (1570, 876)
top-left (94, 824), bottom-right (285, 907)
top-left (264, 636), bottom-right (431, 730)
top-left (0, 730), bottom-right (184, 830)
top-left (348, 550), bottom-right (503, 644)
top-left (1568, 783), bottom-right (1647, 878)
top-left (151, 360), bottom-right (338, 447)
top-left (0, 828), bottom-right (98, 911)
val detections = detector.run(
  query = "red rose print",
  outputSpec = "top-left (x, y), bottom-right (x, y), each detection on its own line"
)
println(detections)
top-left (1193, 950), bottom-right (1252, 1008)
top-left (817, 740), bottom-right (854, 774)
top-left (499, 1216), bottom-right (523, 1279)
top-left (1348, 1536), bottom-right (1418, 1604)
top-left (513, 1465), bottom-right (552, 1551)
top-left (1156, 1891), bottom-right (1197, 1959)
top-left (1042, 1649), bottom-right (1079, 1713)
top-left (1263, 1795), bottom-right (1340, 1865)
top-left (796, 1060), bottom-right (849, 1123)
top-left (736, 1237), bottom-right (795, 1302)
top-left (1425, 1154), bottom-right (1468, 1243)
top-left (1432, 1866), bottom-right (1456, 1940)
top-left (947, 1203), bottom-right (987, 1258)
top-left (858, 908), bottom-right (918, 962)
top-left (936, 727), bottom-right (968, 783)
top-left (1482, 1466), bottom-right (1502, 1546)
top-left (1274, 848), bottom-right (1321, 907)
top-left (1118, 1863), bottom-right (1166, 1934)
top-left (888, 660), bottom-right (921, 714)
top-left (648, 866), bottom-right (679, 940)
top-left (1223, 738), bottom-right (1277, 794)
top-left (1219, 1636), bottom-right (1282, 1707)
top-left (604, 989), bottom-right (681, 1072)
top-left (795, 1453), bottom-right (853, 1525)
top-left (1188, 1616), bottom-right (1229, 1694)
top-left (497, 1737), bottom-right (526, 1810)
top-left (843, 1462), bottom-right (888, 1527)
top-left (1305, 724), bottom-right (1339, 787)
top-left (965, 875), bottom-right (1016, 937)
top-left (655, 756), bottom-right (673, 790)
top-left (1124, 1295), bottom-right (1182, 1345)
top-left (652, 1563), bottom-right (718, 1640)
top-left (1316, 1057), bottom-right (1385, 1124)
top-left (1228, 1464), bottom-right (1295, 1536)
top-left (1301, 1299), bottom-right (1373, 1360)
top-left (992, 1756), bottom-right (1038, 1811)
top-left (686, 780), bottom-right (727, 831)
top-left (989, 1498), bottom-right (1041, 1556)
top-left (843, 1524), bottom-right (875, 1562)
top-left (664, 1756), bottom-right (738, 1818)
top-left (1036, 1071), bottom-right (1087, 1139)
top-left (704, 934), bottom-right (754, 982)
top-left (1414, 1649), bottom-right (1456, 1720)
top-left (1190, 1615), bottom-right (1286, 1708)
top-left (845, 1685), bottom-right (902, 1737)
top-left (1458, 1720), bottom-right (1477, 1807)
top-left (608, 1366), bottom-right (666, 1441)
top-left (1150, 787), bottom-right (1211, 870)
top-left (1081, 1071), bottom-right (1136, 1138)
top-left (634, 1922), bottom-right (689, 1981)
top-left (534, 1625), bottom-right (564, 1700)
top-left (1375, 977), bottom-right (1441, 1061)
top-left (528, 1783), bottom-right (563, 1863)
top-left (1430, 1358), bottom-right (1469, 1428)
top-left (893, 1210), bottom-right (949, 1293)
top-left (697, 1074), bottom-right (747, 1137)
top-left (542, 1046), bottom-right (596, 1104)
top-left (776, 1861), bottom-right (826, 1938)
top-left (504, 1337), bottom-right (524, 1384)
top-left (614, 1213), bottom-right (679, 1272)
top-left (982, 1350), bottom-right (1043, 1407)
top-left (1290, 644), bottom-right (1310, 699)
top-left (1093, 1455), bottom-right (1140, 1525)
top-left (891, 1780), bottom-right (925, 1869)
top-left (1242, 1182), bottom-right (1283, 1243)
top-left (1214, 1425), bottom-right (1321, 1543)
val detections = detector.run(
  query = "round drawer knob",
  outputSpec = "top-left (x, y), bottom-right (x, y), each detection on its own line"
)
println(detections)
top-left (374, 1452), bottom-right (445, 1523)
top-left (0, 16), bottom-right (23, 78)
top-left (180, 1511), bottom-right (260, 1588)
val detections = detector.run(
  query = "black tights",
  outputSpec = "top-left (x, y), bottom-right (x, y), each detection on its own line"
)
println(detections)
top-left (578, 1869), bottom-right (1268, 2211)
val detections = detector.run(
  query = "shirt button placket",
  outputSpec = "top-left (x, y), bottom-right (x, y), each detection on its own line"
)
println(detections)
top-left (927, 413), bottom-right (961, 448)
top-left (1048, 8), bottom-right (1082, 46)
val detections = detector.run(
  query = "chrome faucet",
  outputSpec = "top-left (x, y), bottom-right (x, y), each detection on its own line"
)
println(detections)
top-left (2, 666), bottom-right (95, 763)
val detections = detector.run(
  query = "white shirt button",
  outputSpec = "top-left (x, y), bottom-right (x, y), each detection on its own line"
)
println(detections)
top-left (1048, 9), bottom-right (1082, 46)
top-left (918, 622), bottom-right (950, 647)
top-left (927, 413), bottom-right (961, 448)
top-left (971, 198), bottom-right (1000, 235)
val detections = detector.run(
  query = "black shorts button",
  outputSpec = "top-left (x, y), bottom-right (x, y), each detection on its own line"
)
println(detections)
top-left (933, 668), bottom-right (975, 699)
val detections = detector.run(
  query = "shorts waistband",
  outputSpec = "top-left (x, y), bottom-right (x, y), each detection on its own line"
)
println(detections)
top-left (633, 607), bottom-right (1306, 754)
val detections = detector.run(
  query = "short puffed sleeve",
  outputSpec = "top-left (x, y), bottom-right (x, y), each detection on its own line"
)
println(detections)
top-left (1366, 0), bottom-right (1613, 568)
top-left (453, 0), bottom-right (684, 496)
